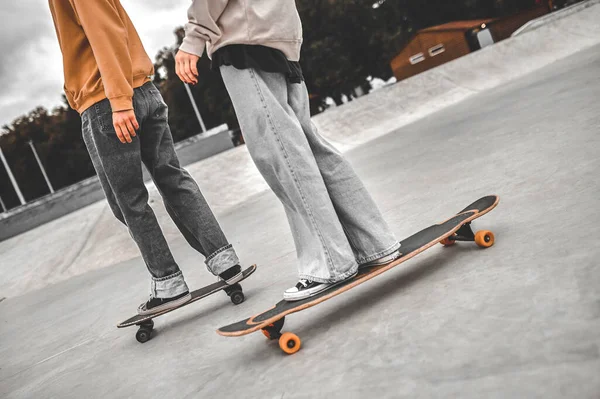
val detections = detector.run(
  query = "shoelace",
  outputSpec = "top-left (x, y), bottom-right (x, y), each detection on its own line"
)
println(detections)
top-left (296, 279), bottom-right (310, 289)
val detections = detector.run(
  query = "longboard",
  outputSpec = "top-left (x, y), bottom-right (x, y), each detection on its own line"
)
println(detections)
top-left (118, 264), bottom-right (257, 343)
top-left (217, 196), bottom-right (499, 354)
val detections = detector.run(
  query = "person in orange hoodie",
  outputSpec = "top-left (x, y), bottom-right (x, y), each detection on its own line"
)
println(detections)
top-left (48, 0), bottom-right (245, 315)
top-left (176, 1), bottom-right (401, 301)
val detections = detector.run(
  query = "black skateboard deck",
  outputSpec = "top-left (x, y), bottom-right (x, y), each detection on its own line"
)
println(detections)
top-left (118, 264), bottom-right (257, 343)
top-left (217, 196), bottom-right (499, 354)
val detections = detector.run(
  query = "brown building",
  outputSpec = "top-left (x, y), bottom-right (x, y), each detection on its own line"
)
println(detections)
top-left (390, 5), bottom-right (550, 82)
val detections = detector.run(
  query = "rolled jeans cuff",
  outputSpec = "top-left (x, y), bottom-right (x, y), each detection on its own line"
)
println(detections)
top-left (205, 244), bottom-right (240, 275)
top-left (151, 271), bottom-right (189, 298)
top-left (356, 241), bottom-right (402, 265)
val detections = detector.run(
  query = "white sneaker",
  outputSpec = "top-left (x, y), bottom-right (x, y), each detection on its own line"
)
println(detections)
top-left (283, 273), bottom-right (356, 302)
top-left (359, 249), bottom-right (402, 268)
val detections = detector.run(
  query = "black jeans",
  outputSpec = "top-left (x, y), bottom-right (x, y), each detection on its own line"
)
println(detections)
top-left (80, 82), bottom-right (239, 298)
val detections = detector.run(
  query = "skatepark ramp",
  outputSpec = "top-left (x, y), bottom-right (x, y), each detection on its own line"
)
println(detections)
top-left (311, 0), bottom-right (600, 150)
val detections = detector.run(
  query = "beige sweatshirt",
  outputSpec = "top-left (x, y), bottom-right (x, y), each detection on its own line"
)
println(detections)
top-left (179, 0), bottom-right (303, 62)
top-left (48, 0), bottom-right (154, 114)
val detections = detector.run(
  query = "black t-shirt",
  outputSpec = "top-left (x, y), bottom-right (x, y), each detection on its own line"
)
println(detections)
top-left (211, 44), bottom-right (304, 84)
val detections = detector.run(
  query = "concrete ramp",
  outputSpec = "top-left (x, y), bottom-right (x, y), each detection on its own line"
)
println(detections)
top-left (312, 1), bottom-right (600, 149)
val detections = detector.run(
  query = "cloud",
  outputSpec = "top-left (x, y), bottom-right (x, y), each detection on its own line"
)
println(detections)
top-left (0, 0), bottom-right (190, 128)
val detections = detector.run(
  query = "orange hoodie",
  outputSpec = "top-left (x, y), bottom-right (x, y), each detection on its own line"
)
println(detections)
top-left (48, 0), bottom-right (154, 114)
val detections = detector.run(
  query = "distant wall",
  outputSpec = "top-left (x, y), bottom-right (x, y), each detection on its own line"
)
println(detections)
top-left (489, 5), bottom-right (549, 41)
top-left (391, 31), bottom-right (473, 82)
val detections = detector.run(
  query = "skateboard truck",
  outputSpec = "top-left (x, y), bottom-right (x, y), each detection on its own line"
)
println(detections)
top-left (261, 317), bottom-right (302, 354)
top-left (135, 319), bottom-right (154, 343)
top-left (440, 222), bottom-right (495, 248)
top-left (224, 283), bottom-right (245, 305)
top-left (261, 317), bottom-right (285, 340)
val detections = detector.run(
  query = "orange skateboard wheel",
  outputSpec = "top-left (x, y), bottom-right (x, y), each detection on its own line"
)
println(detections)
top-left (279, 332), bottom-right (301, 355)
top-left (475, 230), bottom-right (495, 248)
top-left (440, 237), bottom-right (456, 247)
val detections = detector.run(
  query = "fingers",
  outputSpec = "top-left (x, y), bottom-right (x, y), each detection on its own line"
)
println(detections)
top-left (119, 122), bottom-right (132, 143)
top-left (131, 114), bottom-right (139, 130)
top-left (182, 60), bottom-right (198, 85)
top-left (125, 119), bottom-right (136, 139)
top-left (112, 112), bottom-right (138, 144)
top-left (114, 123), bottom-right (127, 144)
top-left (175, 51), bottom-right (199, 84)
top-left (175, 56), bottom-right (184, 83)
top-left (190, 58), bottom-right (198, 78)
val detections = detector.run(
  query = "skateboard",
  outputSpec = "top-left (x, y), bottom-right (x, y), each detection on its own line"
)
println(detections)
top-left (217, 195), bottom-right (499, 354)
top-left (118, 264), bottom-right (257, 343)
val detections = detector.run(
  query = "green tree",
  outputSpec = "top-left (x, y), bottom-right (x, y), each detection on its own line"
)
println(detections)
top-left (0, 97), bottom-right (95, 208)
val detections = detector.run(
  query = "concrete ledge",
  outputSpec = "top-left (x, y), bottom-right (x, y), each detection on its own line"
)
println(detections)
top-left (0, 177), bottom-right (104, 242)
top-left (172, 124), bottom-right (233, 167)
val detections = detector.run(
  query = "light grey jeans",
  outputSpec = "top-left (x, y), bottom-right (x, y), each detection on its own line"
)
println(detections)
top-left (81, 82), bottom-right (239, 298)
top-left (221, 66), bottom-right (400, 283)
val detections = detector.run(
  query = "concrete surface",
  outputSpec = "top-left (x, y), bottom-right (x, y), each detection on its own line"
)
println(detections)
top-left (0, 127), bottom-right (234, 242)
top-left (512, 0), bottom-right (600, 36)
top-left (1, 39), bottom-right (599, 398)
top-left (2, 2), bottom-right (600, 301)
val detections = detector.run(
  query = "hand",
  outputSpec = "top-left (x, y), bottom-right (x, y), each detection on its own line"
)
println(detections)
top-left (112, 110), bottom-right (139, 144)
top-left (175, 50), bottom-right (199, 85)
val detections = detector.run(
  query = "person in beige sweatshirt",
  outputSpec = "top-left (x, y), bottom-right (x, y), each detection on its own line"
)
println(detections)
top-left (176, 1), bottom-right (401, 301)
top-left (48, 0), bottom-right (245, 315)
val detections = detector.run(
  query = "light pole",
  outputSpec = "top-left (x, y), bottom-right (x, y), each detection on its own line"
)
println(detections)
top-left (184, 82), bottom-right (207, 133)
top-left (28, 140), bottom-right (55, 194)
top-left (0, 194), bottom-right (6, 212)
top-left (0, 145), bottom-right (26, 205)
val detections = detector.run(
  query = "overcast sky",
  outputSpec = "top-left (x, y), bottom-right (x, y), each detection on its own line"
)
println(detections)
top-left (0, 0), bottom-right (190, 128)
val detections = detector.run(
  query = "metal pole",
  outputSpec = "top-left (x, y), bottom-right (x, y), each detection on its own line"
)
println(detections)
top-left (184, 83), bottom-right (207, 133)
top-left (171, 48), bottom-right (207, 133)
top-left (0, 194), bottom-right (6, 212)
top-left (0, 146), bottom-right (26, 205)
top-left (28, 141), bottom-right (54, 194)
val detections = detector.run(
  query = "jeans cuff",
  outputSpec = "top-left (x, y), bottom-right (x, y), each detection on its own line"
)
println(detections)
top-left (205, 244), bottom-right (240, 275)
top-left (151, 271), bottom-right (189, 298)
top-left (356, 241), bottom-right (402, 265)
top-left (299, 261), bottom-right (358, 284)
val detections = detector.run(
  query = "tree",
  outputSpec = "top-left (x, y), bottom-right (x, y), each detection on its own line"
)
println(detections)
top-left (0, 97), bottom-right (95, 208)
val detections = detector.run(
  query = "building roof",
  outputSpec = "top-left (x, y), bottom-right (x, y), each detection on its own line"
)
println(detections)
top-left (419, 19), bottom-right (496, 33)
